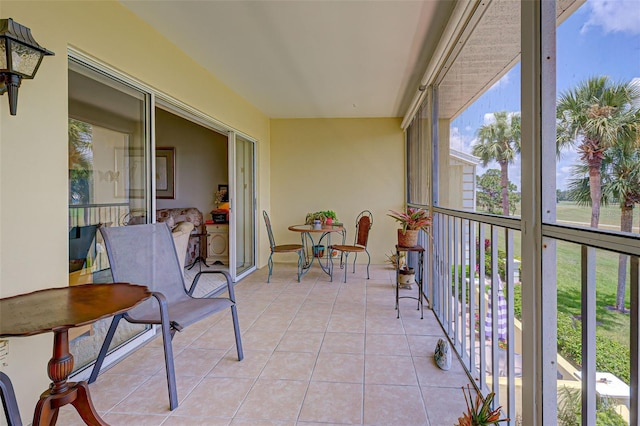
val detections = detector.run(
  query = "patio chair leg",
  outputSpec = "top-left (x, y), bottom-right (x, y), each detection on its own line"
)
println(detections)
top-left (88, 314), bottom-right (122, 384)
top-left (267, 254), bottom-right (274, 283)
top-left (0, 372), bottom-right (22, 426)
top-left (365, 249), bottom-right (371, 279)
top-left (343, 253), bottom-right (350, 283)
top-left (231, 304), bottom-right (244, 360)
top-left (297, 250), bottom-right (302, 282)
top-left (352, 253), bottom-right (358, 273)
top-left (329, 252), bottom-right (334, 282)
top-left (154, 293), bottom-right (178, 411)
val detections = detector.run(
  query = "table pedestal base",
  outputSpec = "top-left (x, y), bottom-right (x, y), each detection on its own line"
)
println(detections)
top-left (34, 381), bottom-right (106, 426)
top-left (32, 329), bottom-right (107, 426)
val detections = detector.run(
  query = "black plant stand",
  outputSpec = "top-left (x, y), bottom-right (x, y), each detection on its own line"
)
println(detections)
top-left (395, 244), bottom-right (425, 319)
top-left (188, 233), bottom-right (210, 271)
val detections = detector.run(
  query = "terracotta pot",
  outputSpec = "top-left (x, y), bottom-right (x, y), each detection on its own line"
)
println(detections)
top-left (397, 229), bottom-right (419, 247)
top-left (398, 267), bottom-right (415, 285)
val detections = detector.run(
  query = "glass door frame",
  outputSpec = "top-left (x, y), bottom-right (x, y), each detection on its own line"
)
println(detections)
top-left (227, 131), bottom-right (258, 282)
top-left (68, 49), bottom-right (157, 381)
top-left (68, 48), bottom-right (258, 380)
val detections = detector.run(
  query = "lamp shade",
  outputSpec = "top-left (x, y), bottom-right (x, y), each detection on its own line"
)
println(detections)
top-left (0, 18), bottom-right (53, 78)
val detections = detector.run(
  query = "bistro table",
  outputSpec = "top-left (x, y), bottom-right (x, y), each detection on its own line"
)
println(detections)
top-left (288, 224), bottom-right (345, 278)
top-left (0, 283), bottom-right (151, 426)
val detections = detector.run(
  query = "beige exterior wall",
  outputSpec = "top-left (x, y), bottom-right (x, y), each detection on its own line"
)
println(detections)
top-left (0, 0), bottom-right (270, 416)
top-left (270, 118), bottom-right (405, 264)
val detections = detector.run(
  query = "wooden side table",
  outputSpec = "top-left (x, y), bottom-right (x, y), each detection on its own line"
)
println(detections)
top-left (205, 223), bottom-right (229, 265)
top-left (0, 283), bottom-right (151, 426)
top-left (395, 244), bottom-right (425, 319)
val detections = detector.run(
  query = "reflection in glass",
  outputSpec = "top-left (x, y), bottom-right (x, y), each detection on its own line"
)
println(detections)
top-left (68, 59), bottom-right (150, 372)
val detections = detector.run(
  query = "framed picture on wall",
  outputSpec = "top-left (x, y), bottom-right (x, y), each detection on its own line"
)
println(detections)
top-left (156, 147), bottom-right (175, 199)
top-left (218, 184), bottom-right (229, 202)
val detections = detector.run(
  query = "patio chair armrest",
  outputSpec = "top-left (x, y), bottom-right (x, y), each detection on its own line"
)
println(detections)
top-left (147, 291), bottom-right (179, 331)
top-left (188, 270), bottom-right (235, 301)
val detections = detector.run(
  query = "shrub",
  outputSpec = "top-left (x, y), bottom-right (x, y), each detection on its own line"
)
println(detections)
top-left (476, 238), bottom-right (511, 282)
top-left (557, 312), bottom-right (630, 385)
top-left (508, 283), bottom-right (522, 320)
top-left (451, 265), bottom-right (472, 303)
top-left (557, 386), bottom-right (627, 426)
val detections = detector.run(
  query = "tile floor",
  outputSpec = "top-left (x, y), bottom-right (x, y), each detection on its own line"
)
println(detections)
top-left (58, 263), bottom-right (473, 425)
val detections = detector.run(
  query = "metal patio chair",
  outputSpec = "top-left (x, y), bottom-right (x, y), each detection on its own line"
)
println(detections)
top-left (0, 372), bottom-right (22, 426)
top-left (329, 210), bottom-right (373, 282)
top-left (263, 210), bottom-right (304, 283)
top-left (88, 223), bottom-right (243, 410)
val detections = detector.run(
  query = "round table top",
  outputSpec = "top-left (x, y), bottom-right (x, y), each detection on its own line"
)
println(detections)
top-left (0, 283), bottom-right (151, 337)
top-left (288, 224), bottom-right (344, 233)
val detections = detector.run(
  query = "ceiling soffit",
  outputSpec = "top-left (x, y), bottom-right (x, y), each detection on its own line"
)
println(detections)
top-left (436, 0), bottom-right (584, 121)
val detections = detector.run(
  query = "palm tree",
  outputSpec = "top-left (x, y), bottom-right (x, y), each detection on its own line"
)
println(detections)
top-left (68, 118), bottom-right (93, 204)
top-left (557, 76), bottom-right (640, 228)
top-left (472, 111), bottom-right (521, 216)
top-left (567, 142), bottom-right (640, 311)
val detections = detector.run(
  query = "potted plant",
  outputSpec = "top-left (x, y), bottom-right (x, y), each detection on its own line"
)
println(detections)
top-left (456, 384), bottom-right (509, 426)
top-left (387, 207), bottom-right (432, 247)
top-left (322, 210), bottom-right (338, 226)
top-left (305, 210), bottom-right (339, 226)
top-left (305, 212), bottom-right (326, 227)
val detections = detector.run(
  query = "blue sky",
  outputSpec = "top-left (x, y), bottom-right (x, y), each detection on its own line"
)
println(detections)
top-left (450, 0), bottom-right (640, 190)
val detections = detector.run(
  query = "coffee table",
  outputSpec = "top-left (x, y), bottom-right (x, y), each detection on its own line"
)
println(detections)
top-left (0, 283), bottom-right (151, 425)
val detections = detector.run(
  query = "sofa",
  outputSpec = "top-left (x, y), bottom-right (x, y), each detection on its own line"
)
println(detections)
top-left (171, 221), bottom-right (194, 275)
top-left (156, 208), bottom-right (203, 266)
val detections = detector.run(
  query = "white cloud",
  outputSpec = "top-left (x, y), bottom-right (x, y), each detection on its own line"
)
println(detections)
top-left (581, 0), bottom-right (640, 35)
top-left (482, 111), bottom-right (521, 125)
top-left (483, 113), bottom-right (496, 125)
top-left (556, 150), bottom-right (581, 190)
top-left (488, 72), bottom-right (511, 92)
top-left (449, 126), bottom-right (476, 152)
top-left (560, 165), bottom-right (574, 174)
top-left (450, 126), bottom-right (465, 151)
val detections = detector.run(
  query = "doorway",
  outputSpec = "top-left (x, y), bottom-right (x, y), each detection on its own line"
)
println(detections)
top-left (68, 54), bottom-right (257, 379)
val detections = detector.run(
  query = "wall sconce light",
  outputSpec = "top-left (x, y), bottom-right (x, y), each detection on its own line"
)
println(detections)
top-left (0, 18), bottom-right (54, 115)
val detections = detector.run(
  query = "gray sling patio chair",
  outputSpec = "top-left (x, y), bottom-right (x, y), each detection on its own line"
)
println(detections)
top-left (0, 372), bottom-right (22, 426)
top-left (88, 223), bottom-right (243, 411)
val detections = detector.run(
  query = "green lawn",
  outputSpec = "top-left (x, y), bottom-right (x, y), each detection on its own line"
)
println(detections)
top-left (555, 240), bottom-right (630, 347)
top-left (553, 202), bottom-right (631, 347)
top-left (483, 202), bottom-right (633, 348)
top-left (556, 200), bottom-right (639, 231)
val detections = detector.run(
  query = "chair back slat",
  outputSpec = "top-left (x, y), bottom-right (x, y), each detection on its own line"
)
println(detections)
top-left (355, 211), bottom-right (373, 247)
top-left (263, 211), bottom-right (277, 251)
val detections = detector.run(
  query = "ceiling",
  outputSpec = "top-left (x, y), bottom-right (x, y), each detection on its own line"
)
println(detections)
top-left (120, 0), bottom-right (456, 119)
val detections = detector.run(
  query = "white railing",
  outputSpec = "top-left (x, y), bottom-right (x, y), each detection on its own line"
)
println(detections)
top-left (417, 206), bottom-right (640, 425)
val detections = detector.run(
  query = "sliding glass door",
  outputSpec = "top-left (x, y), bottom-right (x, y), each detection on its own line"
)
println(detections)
top-left (68, 58), bottom-right (152, 373)
top-left (229, 132), bottom-right (256, 280)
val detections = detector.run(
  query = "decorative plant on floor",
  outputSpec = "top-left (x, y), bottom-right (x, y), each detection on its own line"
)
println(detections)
top-left (456, 384), bottom-right (509, 426)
